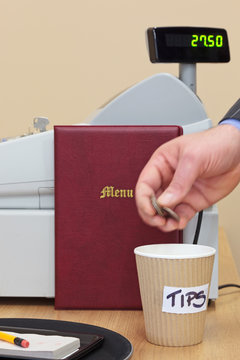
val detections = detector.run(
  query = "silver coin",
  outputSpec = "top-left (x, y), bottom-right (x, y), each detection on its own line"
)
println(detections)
top-left (151, 195), bottom-right (180, 222)
top-left (151, 195), bottom-right (165, 216)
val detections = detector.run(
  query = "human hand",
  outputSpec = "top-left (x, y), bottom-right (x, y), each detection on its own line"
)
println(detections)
top-left (135, 125), bottom-right (240, 232)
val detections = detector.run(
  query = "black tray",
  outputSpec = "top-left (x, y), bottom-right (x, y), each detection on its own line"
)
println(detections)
top-left (0, 319), bottom-right (133, 360)
top-left (0, 325), bottom-right (103, 360)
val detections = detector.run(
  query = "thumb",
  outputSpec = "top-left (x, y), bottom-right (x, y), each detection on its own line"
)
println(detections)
top-left (157, 154), bottom-right (200, 208)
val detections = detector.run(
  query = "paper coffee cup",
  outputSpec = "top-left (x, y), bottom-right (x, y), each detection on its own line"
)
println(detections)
top-left (134, 244), bottom-right (215, 346)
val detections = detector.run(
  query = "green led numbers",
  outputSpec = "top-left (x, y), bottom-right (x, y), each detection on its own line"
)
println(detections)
top-left (208, 35), bottom-right (214, 47)
top-left (191, 34), bottom-right (223, 47)
top-left (200, 35), bottom-right (208, 47)
top-left (191, 35), bottom-right (198, 47)
top-left (216, 35), bottom-right (223, 47)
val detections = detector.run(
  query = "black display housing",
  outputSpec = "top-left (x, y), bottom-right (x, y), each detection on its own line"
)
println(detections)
top-left (147, 27), bottom-right (230, 63)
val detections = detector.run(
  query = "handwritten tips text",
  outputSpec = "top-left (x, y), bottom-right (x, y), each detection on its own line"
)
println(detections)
top-left (162, 284), bottom-right (209, 314)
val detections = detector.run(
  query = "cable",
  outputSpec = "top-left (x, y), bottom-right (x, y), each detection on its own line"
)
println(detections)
top-left (191, 211), bottom-right (240, 293)
top-left (191, 212), bottom-right (240, 294)
top-left (193, 210), bottom-right (203, 245)
top-left (218, 284), bottom-right (240, 290)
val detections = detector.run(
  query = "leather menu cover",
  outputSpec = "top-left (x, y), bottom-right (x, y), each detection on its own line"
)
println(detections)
top-left (54, 125), bottom-right (183, 309)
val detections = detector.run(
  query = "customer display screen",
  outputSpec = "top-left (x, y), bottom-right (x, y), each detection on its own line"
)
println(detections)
top-left (147, 27), bottom-right (230, 63)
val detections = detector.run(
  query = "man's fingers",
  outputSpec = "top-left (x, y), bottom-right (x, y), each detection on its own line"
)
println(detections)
top-left (135, 181), bottom-right (155, 217)
top-left (135, 181), bottom-right (166, 227)
top-left (154, 203), bottom-right (197, 232)
top-left (157, 153), bottom-right (201, 208)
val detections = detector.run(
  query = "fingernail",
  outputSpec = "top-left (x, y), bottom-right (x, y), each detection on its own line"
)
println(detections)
top-left (158, 192), bottom-right (174, 205)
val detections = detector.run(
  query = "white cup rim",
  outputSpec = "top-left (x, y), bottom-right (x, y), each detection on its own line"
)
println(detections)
top-left (134, 243), bottom-right (216, 259)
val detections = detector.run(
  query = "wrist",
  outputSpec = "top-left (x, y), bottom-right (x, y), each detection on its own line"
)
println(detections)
top-left (219, 119), bottom-right (240, 131)
top-left (216, 123), bottom-right (240, 156)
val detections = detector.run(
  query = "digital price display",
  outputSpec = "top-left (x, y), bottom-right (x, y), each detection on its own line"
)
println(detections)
top-left (147, 27), bottom-right (230, 63)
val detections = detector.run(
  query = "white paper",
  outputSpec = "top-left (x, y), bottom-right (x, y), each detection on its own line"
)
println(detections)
top-left (0, 332), bottom-right (80, 359)
top-left (162, 284), bottom-right (209, 314)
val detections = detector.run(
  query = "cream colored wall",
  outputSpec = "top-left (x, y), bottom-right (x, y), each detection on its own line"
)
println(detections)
top-left (0, 1), bottom-right (239, 273)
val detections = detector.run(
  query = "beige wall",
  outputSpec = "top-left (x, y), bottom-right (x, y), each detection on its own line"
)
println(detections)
top-left (0, 1), bottom-right (239, 273)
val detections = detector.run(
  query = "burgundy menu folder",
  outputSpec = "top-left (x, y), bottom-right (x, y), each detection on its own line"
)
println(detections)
top-left (54, 125), bottom-right (183, 309)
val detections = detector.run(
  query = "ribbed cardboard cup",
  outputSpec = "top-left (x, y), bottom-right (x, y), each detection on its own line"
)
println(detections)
top-left (134, 244), bottom-right (215, 346)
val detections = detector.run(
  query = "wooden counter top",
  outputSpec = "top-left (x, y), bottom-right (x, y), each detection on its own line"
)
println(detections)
top-left (0, 227), bottom-right (239, 359)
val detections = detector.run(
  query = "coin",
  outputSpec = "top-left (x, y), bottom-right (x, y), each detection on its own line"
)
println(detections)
top-left (151, 195), bottom-right (180, 222)
top-left (151, 195), bottom-right (165, 216)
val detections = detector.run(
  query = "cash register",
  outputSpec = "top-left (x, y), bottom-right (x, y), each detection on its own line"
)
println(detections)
top-left (0, 27), bottom-right (230, 299)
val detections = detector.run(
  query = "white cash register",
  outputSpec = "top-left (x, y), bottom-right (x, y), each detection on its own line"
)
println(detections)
top-left (0, 27), bottom-right (230, 299)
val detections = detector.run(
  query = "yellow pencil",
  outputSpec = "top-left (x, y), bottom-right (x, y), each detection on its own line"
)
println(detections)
top-left (0, 331), bottom-right (29, 348)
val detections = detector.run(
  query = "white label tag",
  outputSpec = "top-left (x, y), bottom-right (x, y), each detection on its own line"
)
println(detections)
top-left (162, 284), bottom-right (209, 314)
